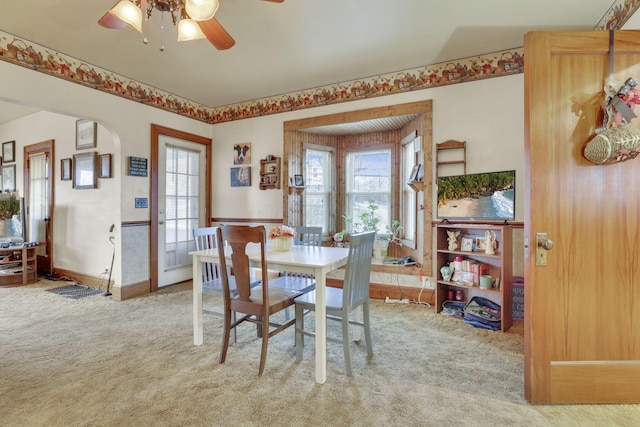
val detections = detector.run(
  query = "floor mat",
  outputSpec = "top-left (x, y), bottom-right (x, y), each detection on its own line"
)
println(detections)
top-left (47, 284), bottom-right (103, 299)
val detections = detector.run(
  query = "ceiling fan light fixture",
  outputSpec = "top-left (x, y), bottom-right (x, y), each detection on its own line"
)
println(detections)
top-left (185, 0), bottom-right (219, 21)
top-left (177, 18), bottom-right (206, 41)
top-left (109, 0), bottom-right (143, 33)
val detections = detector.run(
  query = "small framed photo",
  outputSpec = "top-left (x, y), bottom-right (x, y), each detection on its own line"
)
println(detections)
top-left (2, 141), bottom-right (15, 163)
top-left (2, 164), bottom-right (16, 192)
top-left (99, 154), bottom-right (112, 178)
top-left (461, 237), bottom-right (474, 251)
top-left (294, 174), bottom-right (304, 186)
top-left (73, 151), bottom-right (98, 189)
top-left (76, 119), bottom-right (97, 150)
top-left (61, 158), bottom-right (72, 181)
top-left (408, 164), bottom-right (422, 182)
top-left (475, 237), bottom-right (487, 252)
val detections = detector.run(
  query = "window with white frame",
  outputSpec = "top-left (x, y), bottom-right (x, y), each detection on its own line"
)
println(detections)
top-left (345, 149), bottom-right (391, 233)
top-left (401, 136), bottom-right (417, 246)
top-left (304, 146), bottom-right (333, 234)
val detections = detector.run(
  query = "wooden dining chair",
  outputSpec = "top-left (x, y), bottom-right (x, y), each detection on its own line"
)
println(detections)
top-left (216, 224), bottom-right (302, 375)
top-left (193, 226), bottom-right (260, 342)
top-left (294, 226), bottom-right (323, 246)
top-left (294, 231), bottom-right (376, 376)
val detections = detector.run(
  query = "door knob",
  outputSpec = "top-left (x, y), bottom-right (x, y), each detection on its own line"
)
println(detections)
top-left (159, 220), bottom-right (165, 225)
top-left (538, 238), bottom-right (553, 250)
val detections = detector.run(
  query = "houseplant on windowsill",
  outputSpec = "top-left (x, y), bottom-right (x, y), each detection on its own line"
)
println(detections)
top-left (268, 224), bottom-right (296, 251)
top-left (342, 200), bottom-right (403, 259)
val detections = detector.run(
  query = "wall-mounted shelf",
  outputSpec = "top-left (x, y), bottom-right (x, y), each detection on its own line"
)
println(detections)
top-left (407, 180), bottom-right (423, 192)
top-left (259, 156), bottom-right (281, 190)
top-left (436, 139), bottom-right (466, 177)
top-left (288, 185), bottom-right (305, 193)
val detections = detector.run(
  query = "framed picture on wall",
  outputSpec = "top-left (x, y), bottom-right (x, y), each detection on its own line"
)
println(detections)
top-left (2, 164), bottom-right (16, 192)
top-left (61, 158), bottom-right (72, 181)
top-left (230, 166), bottom-right (251, 187)
top-left (99, 154), bottom-right (112, 178)
top-left (76, 119), bottom-right (97, 150)
top-left (73, 152), bottom-right (98, 189)
top-left (2, 141), bottom-right (15, 163)
top-left (233, 143), bottom-right (251, 165)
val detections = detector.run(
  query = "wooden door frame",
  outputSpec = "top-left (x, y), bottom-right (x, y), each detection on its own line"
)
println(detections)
top-left (149, 124), bottom-right (212, 292)
top-left (23, 139), bottom-right (54, 275)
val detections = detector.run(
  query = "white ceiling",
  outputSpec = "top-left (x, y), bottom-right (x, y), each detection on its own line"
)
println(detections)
top-left (0, 0), bottom-right (637, 126)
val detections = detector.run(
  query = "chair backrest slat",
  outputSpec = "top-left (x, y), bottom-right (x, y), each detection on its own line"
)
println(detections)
top-left (294, 226), bottom-right (322, 247)
top-left (342, 231), bottom-right (375, 308)
top-left (193, 226), bottom-right (222, 282)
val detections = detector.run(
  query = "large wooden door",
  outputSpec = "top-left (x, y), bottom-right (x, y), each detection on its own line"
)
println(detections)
top-left (524, 30), bottom-right (640, 403)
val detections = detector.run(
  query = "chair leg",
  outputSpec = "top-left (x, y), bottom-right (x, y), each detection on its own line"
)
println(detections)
top-left (341, 312), bottom-right (353, 377)
top-left (363, 301), bottom-right (373, 356)
top-left (258, 319), bottom-right (269, 375)
top-left (219, 308), bottom-right (232, 364)
top-left (295, 303), bottom-right (304, 361)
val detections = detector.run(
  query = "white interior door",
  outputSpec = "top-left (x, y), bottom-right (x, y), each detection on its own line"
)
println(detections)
top-left (157, 135), bottom-right (206, 287)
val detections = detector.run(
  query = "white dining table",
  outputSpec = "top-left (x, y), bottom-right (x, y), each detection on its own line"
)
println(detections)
top-left (190, 244), bottom-right (350, 384)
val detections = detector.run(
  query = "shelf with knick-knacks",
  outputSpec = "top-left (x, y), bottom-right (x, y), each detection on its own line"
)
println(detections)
top-left (259, 155), bottom-right (281, 190)
top-left (435, 223), bottom-right (512, 332)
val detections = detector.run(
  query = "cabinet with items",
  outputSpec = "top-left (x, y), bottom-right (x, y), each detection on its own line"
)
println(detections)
top-left (259, 156), bottom-right (281, 190)
top-left (435, 223), bottom-right (512, 331)
top-left (0, 243), bottom-right (40, 286)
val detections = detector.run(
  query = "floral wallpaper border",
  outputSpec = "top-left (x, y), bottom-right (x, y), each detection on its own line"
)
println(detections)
top-left (0, 0), bottom-right (638, 125)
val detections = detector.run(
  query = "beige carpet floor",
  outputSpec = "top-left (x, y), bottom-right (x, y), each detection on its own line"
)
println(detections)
top-left (1, 279), bottom-right (639, 426)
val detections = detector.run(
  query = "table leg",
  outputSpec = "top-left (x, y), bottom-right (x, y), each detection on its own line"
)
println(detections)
top-left (314, 267), bottom-right (327, 384)
top-left (193, 257), bottom-right (203, 346)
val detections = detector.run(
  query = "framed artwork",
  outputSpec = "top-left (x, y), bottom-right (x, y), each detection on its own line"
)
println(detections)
top-left (2, 165), bottom-right (16, 192)
top-left (230, 166), bottom-right (251, 187)
top-left (461, 237), bottom-right (474, 251)
top-left (233, 143), bottom-right (251, 165)
top-left (2, 141), bottom-right (15, 163)
top-left (294, 174), bottom-right (304, 186)
top-left (475, 237), bottom-right (487, 251)
top-left (73, 152), bottom-right (98, 189)
top-left (61, 158), bottom-right (72, 181)
top-left (408, 164), bottom-right (422, 182)
top-left (76, 119), bottom-right (97, 150)
top-left (99, 154), bottom-right (112, 178)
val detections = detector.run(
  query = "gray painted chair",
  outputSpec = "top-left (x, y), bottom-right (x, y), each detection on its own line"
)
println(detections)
top-left (294, 231), bottom-right (375, 376)
top-left (269, 226), bottom-right (322, 318)
top-left (294, 226), bottom-right (322, 246)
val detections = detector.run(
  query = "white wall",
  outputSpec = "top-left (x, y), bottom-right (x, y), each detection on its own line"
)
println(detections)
top-left (0, 60), bottom-right (210, 289)
top-left (210, 74), bottom-right (525, 223)
top-left (0, 58), bottom-right (524, 290)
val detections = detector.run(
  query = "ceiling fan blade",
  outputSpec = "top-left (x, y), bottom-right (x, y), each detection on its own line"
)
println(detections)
top-left (98, 12), bottom-right (127, 29)
top-left (198, 17), bottom-right (236, 50)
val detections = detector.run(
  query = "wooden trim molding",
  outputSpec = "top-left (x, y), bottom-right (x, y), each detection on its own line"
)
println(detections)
top-left (211, 218), bottom-right (283, 224)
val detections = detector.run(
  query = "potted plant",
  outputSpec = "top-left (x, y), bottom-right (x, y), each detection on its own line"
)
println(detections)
top-left (342, 200), bottom-right (403, 259)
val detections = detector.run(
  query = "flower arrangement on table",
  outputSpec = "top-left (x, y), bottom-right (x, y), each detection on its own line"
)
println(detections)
top-left (268, 225), bottom-right (296, 251)
top-left (268, 225), bottom-right (296, 239)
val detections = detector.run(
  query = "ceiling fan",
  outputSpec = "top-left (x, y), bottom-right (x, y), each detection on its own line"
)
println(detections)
top-left (98, 0), bottom-right (284, 50)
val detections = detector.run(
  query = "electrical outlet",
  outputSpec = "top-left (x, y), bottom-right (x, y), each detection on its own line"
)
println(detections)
top-left (423, 276), bottom-right (433, 289)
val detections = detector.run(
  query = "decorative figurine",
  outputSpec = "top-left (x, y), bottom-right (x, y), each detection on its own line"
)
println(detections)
top-left (447, 230), bottom-right (460, 251)
top-left (440, 265), bottom-right (452, 282)
top-left (485, 230), bottom-right (496, 255)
